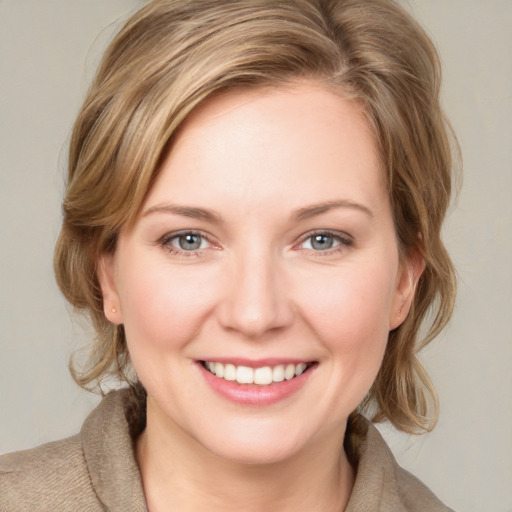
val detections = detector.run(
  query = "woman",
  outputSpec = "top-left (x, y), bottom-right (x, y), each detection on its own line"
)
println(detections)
top-left (0, 0), bottom-right (458, 510)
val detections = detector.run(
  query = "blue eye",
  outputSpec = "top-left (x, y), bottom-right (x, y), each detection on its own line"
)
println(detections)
top-left (300, 232), bottom-right (352, 252)
top-left (174, 233), bottom-right (205, 251)
top-left (161, 231), bottom-right (210, 253)
top-left (303, 234), bottom-right (339, 251)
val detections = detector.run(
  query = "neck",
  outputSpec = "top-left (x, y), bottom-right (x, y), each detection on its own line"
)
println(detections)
top-left (136, 399), bottom-right (355, 512)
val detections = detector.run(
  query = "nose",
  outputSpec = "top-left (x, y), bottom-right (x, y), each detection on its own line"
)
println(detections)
top-left (216, 249), bottom-right (295, 339)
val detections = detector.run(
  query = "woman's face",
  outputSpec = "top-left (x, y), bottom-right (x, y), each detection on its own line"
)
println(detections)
top-left (100, 83), bottom-right (418, 464)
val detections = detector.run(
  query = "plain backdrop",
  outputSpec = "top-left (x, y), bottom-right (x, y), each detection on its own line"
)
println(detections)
top-left (1, 1), bottom-right (511, 511)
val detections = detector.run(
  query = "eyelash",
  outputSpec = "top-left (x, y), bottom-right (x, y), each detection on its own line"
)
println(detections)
top-left (296, 230), bottom-right (354, 256)
top-left (158, 230), bottom-right (354, 258)
top-left (158, 230), bottom-right (214, 258)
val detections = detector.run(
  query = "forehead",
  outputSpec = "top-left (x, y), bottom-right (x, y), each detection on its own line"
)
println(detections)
top-left (174, 83), bottom-right (376, 158)
top-left (144, 83), bottom-right (387, 217)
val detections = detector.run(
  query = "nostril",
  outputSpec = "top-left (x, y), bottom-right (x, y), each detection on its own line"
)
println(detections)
top-left (216, 292), bottom-right (295, 339)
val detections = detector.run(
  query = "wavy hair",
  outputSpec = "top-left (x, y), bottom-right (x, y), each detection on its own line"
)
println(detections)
top-left (54, 0), bottom-right (459, 433)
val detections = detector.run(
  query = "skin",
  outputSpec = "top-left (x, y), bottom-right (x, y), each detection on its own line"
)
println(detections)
top-left (99, 83), bottom-right (422, 511)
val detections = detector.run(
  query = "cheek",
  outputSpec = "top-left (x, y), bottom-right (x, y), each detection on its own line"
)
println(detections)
top-left (117, 261), bottom-right (219, 350)
top-left (296, 264), bottom-right (396, 411)
top-left (297, 263), bottom-right (396, 343)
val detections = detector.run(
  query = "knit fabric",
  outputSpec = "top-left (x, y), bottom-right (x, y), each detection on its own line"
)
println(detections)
top-left (0, 389), bottom-right (453, 511)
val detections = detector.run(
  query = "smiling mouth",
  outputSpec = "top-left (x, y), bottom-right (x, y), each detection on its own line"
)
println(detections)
top-left (200, 361), bottom-right (317, 386)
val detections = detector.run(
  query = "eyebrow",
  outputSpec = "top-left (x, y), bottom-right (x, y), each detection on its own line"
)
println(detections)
top-left (142, 204), bottom-right (223, 223)
top-left (143, 199), bottom-right (372, 223)
top-left (292, 200), bottom-right (374, 221)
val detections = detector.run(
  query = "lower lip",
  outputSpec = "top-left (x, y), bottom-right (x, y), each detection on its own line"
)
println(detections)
top-left (197, 362), bottom-right (315, 406)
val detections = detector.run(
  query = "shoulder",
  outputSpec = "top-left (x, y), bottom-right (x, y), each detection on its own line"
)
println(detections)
top-left (392, 463), bottom-right (454, 512)
top-left (0, 389), bottom-right (146, 512)
top-left (345, 415), bottom-right (455, 512)
top-left (0, 435), bottom-right (103, 512)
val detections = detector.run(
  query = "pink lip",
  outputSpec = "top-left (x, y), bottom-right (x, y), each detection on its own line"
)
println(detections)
top-left (199, 357), bottom-right (311, 368)
top-left (197, 361), bottom-right (316, 406)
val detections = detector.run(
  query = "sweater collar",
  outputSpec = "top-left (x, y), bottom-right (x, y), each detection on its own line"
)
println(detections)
top-left (81, 389), bottom-right (147, 511)
top-left (80, 388), bottom-right (439, 512)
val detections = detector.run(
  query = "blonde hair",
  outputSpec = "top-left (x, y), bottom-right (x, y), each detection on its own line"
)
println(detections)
top-left (55, 0), bottom-right (458, 433)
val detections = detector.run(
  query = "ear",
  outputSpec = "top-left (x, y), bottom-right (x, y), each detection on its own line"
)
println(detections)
top-left (97, 253), bottom-right (123, 325)
top-left (389, 249), bottom-right (425, 330)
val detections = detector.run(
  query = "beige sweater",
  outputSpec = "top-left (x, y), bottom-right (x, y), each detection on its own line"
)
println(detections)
top-left (0, 389), bottom-right (453, 511)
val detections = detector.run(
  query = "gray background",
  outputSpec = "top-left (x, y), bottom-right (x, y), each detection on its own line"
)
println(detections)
top-left (1, 1), bottom-right (511, 510)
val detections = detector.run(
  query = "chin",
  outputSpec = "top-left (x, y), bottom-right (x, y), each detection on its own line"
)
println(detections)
top-left (206, 437), bottom-right (304, 466)
top-left (190, 417), bottom-right (328, 467)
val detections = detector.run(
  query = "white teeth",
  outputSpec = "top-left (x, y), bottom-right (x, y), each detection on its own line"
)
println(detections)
top-left (214, 362), bottom-right (224, 378)
top-left (284, 364), bottom-right (296, 380)
top-left (224, 363), bottom-right (236, 381)
top-left (295, 363), bottom-right (307, 376)
top-left (236, 366), bottom-right (254, 384)
top-left (254, 366), bottom-right (273, 385)
top-left (272, 365), bottom-right (285, 382)
top-left (204, 361), bottom-right (311, 386)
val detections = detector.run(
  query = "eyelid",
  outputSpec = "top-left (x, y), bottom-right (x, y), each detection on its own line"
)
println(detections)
top-left (157, 228), bottom-right (353, 257)
top-left (160, 229), bottom-right (206, 244)
top-left (295, 230), bottom-right (354, 253)
top-left (158, 229), bottom-right (219, 256)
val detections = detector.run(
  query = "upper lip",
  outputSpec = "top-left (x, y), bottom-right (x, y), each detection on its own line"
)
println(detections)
top-left (197, 358), bottom-right (315, 368)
